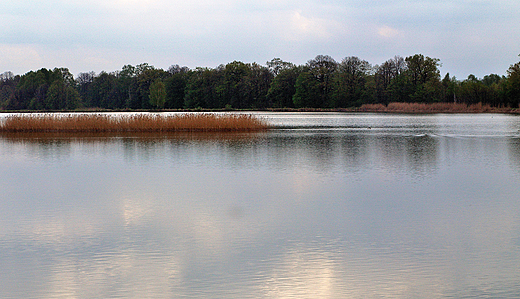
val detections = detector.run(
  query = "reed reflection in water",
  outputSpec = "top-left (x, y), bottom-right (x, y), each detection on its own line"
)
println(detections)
top-left (1, 113), bottom-right (520, 298)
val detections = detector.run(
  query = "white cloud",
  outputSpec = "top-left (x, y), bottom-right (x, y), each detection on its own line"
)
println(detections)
top-left (378, 25), bottom-right (400, 38)
top-left (0, 44), bottom-right (43, 71)
top-left (284, 10), bottom-right (334, 42)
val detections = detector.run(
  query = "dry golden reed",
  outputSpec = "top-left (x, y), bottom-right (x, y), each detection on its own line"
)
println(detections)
top-left (0, 113), bottom-right (270, 133)
top-left (358, 102), bottom-right (514, 113)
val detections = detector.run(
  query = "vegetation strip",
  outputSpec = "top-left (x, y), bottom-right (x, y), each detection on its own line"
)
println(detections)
top-left (1, 54), bottom-right (519, 112)
top-left (357, 102), bottom-right (519, 113)
top-left (0, 114), bottom-right (270, 133)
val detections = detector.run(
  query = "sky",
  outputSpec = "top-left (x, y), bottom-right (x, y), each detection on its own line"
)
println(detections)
top-left (1, 0), bottom-right (519, 79)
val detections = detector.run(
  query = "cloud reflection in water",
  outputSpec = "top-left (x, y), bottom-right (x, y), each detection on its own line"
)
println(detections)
top-left (1, 114), bottom-right (520, 298)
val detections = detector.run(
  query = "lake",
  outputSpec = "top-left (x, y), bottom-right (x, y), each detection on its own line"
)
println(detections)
top-left (1, 112), bottom-right (520, 298)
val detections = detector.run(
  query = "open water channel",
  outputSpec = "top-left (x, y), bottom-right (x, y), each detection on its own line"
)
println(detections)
top-left (1, 112), bottom-right (520, 298)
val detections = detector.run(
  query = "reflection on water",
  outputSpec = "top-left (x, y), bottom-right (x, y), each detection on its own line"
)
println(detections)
top-left (1, 113), bottom-right (520, 298)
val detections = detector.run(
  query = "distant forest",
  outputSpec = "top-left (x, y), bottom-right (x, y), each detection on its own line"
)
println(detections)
top-left (1, 54), bottom-right (519, 111)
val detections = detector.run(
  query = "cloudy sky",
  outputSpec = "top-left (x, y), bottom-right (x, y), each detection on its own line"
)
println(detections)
top-left (1, 0), bottom-right (519, 79)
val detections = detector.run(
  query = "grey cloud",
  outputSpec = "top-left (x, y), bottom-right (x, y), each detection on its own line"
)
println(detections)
top-left (0, 0), bottom-right (519, 77)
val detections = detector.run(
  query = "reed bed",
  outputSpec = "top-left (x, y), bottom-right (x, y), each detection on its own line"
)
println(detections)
top-left (0, 113), bottom-right (270, 133)
top-left (358, 102), bottom-right (515, 113)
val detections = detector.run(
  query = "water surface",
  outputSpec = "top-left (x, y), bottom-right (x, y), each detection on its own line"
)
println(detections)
top-left (1, 113), bottom-right (520, 298)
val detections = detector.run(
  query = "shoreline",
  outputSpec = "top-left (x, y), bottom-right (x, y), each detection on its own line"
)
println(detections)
top-left (1, 102), bottom-right (519, 114)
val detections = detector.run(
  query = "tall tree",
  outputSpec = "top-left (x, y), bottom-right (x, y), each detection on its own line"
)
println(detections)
top-left (76, 71), bottom-right (96, 107)
top-left (405, 54), bottom-right (442, 102)
top-left (164, 68), bottom-right (190, 109)
top-left (46, 79), bottom-right (81, 110)
top-left (298, 55), bottom-right (337, 107)
top-left (117, 65), bottom-right (139, 109)
top-left (0, 72), bottom-right (19, 109)
top-left (184, 67), bottom-right (222, 109)
top-left (9, 68), bottom-right (79, 110)
top-left (135, 67), bottom-right (167, 109)
top-left (220, 61), bottom-right (251, 109)
top-left (441, 73), bottom-right (458, 103)
top-left (333, 56), bottom-right (372, 107)
top-left (506, 60), bottom-right (520, 107)
top-left (243, 62), bottom-right (273, 108)
top-left (90, 72), bottom-right (117, 108)
top-left (149, 79), bottom-right (167, 109)
top-left (458, 75), bottom-right (486, 105)
top-left (293, 70), bottom-right (322, 108)
top-left (374, 56), bottom-right (406, 104)
top-left (267, 66), bottom-right (302, 108)
top-left (267, 58), bottom-right (294, 76)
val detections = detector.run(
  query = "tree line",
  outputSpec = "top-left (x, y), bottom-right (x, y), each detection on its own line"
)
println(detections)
top-left (1, 54), bottom-right (519, 111)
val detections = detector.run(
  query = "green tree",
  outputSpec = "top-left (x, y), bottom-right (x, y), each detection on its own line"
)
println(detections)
top-left (149, 79), bottom-right (167, 109)
top-left (136, 67), bottom-right (168, 109)
top-left (76, 71), bottom-right (96, 107)
top-left (267, 58), bottom-right (294, 76)
top-left (11, 69), bottom-right (51, 109)
top-left (0, 72), bottom-right (19, 109)
top-left (306, 55), bottom-right (337, 107)
top-left (45, 80), bottom-right (81, 110)
top-left (90, 72), bottom-right (117, 108)
top-left (27, 84), bottom-right (47, 110)
top-left (118, 65), bottom-right (139, 109)
top-left (388, 73), bottom-right (414, 103)
top-left (374, 56), bottom-right (406, 104)
top-left (8, 68), bottom-right (78, 110)
top-left (506, 60), bottom-right (520, 107)
top-left (242, 62), bottom-right (273, 108)
top-left (333, 56), bottom-right (372, 107)
top-left (482, 74), bottom-right (502, 86)
top-left (184, 67), bottom-right (223, 109)
top-left (219, 61), bottom-right (251, 109)
top-left (456, 74), bottom-right (505, 106)
top-left (164, 73), bottom-right (188, 109)
top-left (405, 54), bottom-right (442, 102)
top-left (293, 70), bottom-right (322, 108)
top-left (441, 73), bottom-right (458, 103)
top-left (267, 66), bottom-right (302, 108)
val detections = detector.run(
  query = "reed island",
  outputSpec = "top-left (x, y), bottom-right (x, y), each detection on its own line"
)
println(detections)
top-left (0, 113), bottom-right (270, 133)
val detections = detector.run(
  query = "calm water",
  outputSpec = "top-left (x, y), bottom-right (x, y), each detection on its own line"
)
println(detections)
top-left (1, 113), bottom-right (520, 298)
